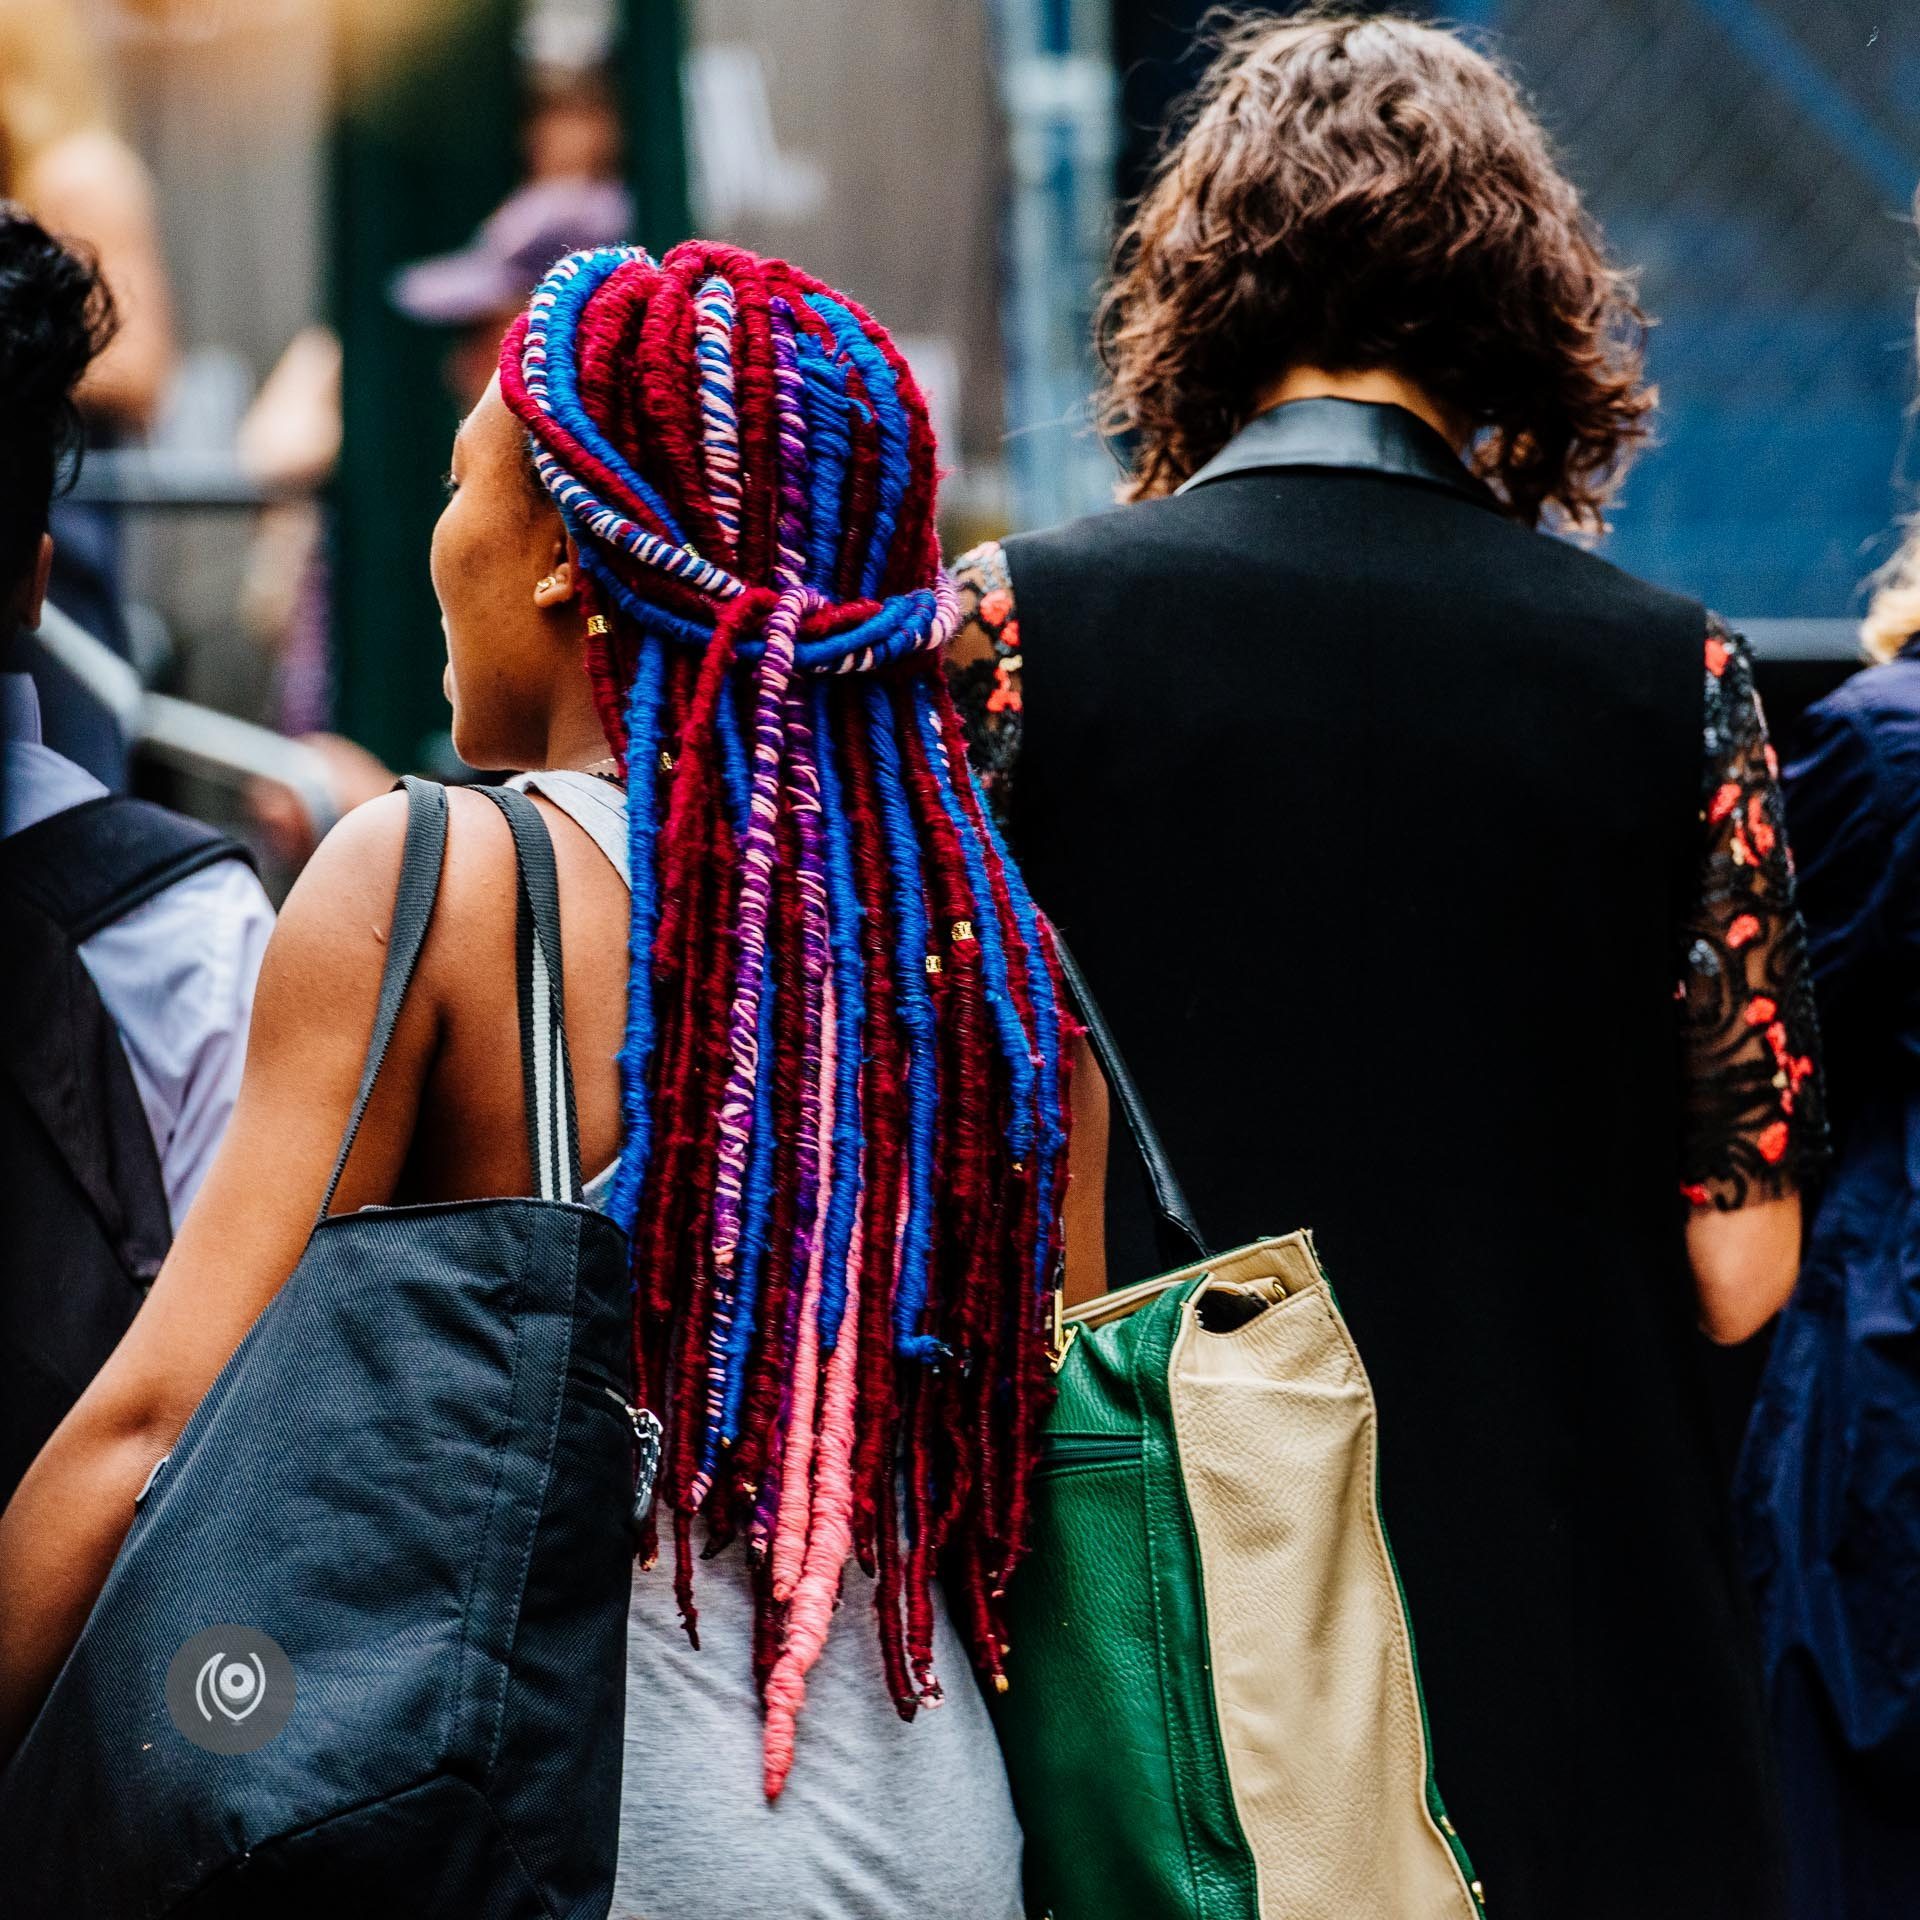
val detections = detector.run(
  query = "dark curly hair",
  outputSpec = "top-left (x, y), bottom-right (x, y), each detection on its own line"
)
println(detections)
top-left (0, 201), bottom-right (117, 603)
top-left (1096, 8), bottom-right (1652, 528)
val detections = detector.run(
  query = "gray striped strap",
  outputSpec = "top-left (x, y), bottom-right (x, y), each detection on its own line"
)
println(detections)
top-left (473, 783), bottom-right (583, 1204)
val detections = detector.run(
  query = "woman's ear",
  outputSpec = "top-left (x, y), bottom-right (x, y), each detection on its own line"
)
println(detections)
top-left (532, 550), bottom-right (574, 610)
top-left (531, 524), bottom-right (581, 612)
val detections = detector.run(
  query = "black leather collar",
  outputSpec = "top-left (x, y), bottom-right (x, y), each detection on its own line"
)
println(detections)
top-left (1176, 396), bottom-right (1497, 510)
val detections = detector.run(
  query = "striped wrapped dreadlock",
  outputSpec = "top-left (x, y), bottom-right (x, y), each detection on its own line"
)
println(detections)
top-left (499, 242), bottom-right (1074, 1796)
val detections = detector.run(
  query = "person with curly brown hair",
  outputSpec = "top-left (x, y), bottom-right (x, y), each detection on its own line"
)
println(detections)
top-left (949, 12), bottom-right (1823, 1917)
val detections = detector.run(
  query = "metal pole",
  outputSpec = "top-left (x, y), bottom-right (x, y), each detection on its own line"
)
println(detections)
top-left (617, 0), bottom-right (693, 255)
top-left (994, 0), bottom-right (1119, 533)
top-left (329, 0), bottom-right (523, 773)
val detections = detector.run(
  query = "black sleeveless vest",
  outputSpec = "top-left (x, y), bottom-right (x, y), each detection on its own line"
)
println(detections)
top-left (1004, 401), bottom-right (1784, 1920)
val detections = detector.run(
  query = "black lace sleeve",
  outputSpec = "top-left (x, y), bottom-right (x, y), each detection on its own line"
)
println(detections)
top-left (944, 540), bottom-right (1022, 824)
top-left (1679, 616), bottom-right (1829, 1209)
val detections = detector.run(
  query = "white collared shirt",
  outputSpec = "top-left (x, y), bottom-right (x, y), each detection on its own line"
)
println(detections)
top-left (3, 673), bottom-right (274, 1227)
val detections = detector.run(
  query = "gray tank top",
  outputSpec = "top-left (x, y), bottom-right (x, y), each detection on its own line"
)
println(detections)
top-left (517, 771), bottom-right (1026, 1920)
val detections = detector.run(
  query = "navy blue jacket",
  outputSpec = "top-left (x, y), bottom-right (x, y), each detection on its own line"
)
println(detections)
top-left (1740, 639), bottom-right (1920, 1915)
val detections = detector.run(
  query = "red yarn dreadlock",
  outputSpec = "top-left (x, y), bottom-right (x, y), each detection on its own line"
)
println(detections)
top-left (499, 241), bottom-right (1075, 1795)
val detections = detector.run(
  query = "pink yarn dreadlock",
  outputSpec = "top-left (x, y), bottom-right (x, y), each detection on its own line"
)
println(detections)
top-left (498, 242), bottom-right (1075, 1796)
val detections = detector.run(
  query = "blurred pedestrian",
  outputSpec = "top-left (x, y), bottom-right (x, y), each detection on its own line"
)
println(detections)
top-left (0, 0), bottom-right (177, 786)
top-left (392, 174), bottom-right (632, 412)
top-left (1737, 216), bottom-right (1920, 1919)
top-left (234, 174), bottom-right (636, 868)
top-left (950, 15), bottom-right (1824, 1917)
top-left (0, 207), bottom-right (270, 1508)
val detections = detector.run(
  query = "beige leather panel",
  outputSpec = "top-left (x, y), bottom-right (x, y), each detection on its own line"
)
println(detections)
top-left (1169, 1235), bottom-right (1477, 1920)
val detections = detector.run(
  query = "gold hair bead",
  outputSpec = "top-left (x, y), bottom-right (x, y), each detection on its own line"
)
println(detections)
top-left (951, 919), bottom-right (974, 943)
top-left (925, 954), bottom-right (943, 975)
top-left (586, 613), bottom-right (611, 636)
top-left (659, 749), bottom-right (676, 773)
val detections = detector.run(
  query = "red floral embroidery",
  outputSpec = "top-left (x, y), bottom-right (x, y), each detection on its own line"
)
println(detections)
top-left (986, 658), bottom-right (1022, 716)
top-left (946, 541), bottom-right (1025, 824)
top-left (1680, 621), bottom-right (1828, 1205)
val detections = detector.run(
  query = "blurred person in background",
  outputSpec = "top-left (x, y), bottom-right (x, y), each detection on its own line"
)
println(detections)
top-left (391, 173), bottom-right (634, 414)
top-left (520, 59), bottom-right (622, 191)
top-left (1737, 202), bottom-right (1920, 1920)
top-left (241, 171), bottom-right (634, 866)
top-left (238, 58), bottom-right (627, 738)
top-left (0, 0), bottom-right (176, 787)
top-left (0, 206), bottom-right (270, 1512)
top-left (950, 14), bottom-right (1824, 1917)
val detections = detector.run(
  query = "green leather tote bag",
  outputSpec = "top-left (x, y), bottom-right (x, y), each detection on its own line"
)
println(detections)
top-left (995, 946), bottom-right (1484, 1920)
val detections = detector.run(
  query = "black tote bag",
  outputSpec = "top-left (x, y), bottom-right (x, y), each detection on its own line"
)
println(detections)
top-left (0, 779), bottom-right (643, 1919)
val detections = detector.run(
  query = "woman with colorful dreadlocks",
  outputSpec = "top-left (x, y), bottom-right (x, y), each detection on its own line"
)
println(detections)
top-left (0, 244), bottom-right (1082, 1914)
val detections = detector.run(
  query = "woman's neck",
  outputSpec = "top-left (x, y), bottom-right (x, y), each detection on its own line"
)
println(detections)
top-left (1253, 365), bottom-right (1468, 451)
top-left (536, 670), bottom-right (616, 774)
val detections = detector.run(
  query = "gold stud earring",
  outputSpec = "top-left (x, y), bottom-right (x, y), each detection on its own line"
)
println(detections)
top-left (538, 572), bottom-right (562, 593)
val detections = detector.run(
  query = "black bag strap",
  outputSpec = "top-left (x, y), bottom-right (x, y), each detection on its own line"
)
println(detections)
top-left (1052, 934), bottom-right (1211, 1269)
top-left (472, 784), bottom-right (583, 1204)
top-left (317, 779), bottom-right (586, 1220)
top-left (0, 793), bottom-right (254, 942)
top-left (318, 778), bottom-right (448, 1221)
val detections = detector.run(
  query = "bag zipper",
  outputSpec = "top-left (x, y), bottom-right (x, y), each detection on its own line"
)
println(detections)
top-left (1319, 1250), bottom-right (1484, 1911)
top-left (1382, 1516), bottom-right (1484, 1907)
top-left (1038, 1431), bottom-right (1143, 1471)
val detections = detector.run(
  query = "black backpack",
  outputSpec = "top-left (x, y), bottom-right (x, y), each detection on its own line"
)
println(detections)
top-left (0, 794), bottom-right (253, 1508)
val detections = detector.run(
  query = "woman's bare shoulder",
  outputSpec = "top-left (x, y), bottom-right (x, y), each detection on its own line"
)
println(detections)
top-left (284, 781), bottom-right (523, 967)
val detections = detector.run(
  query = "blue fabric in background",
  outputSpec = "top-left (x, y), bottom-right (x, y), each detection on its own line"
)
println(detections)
top-left (1600, 300), bottom-right (1914, 620)
top-left (1738, 638), bottom-right (1920, 1919)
